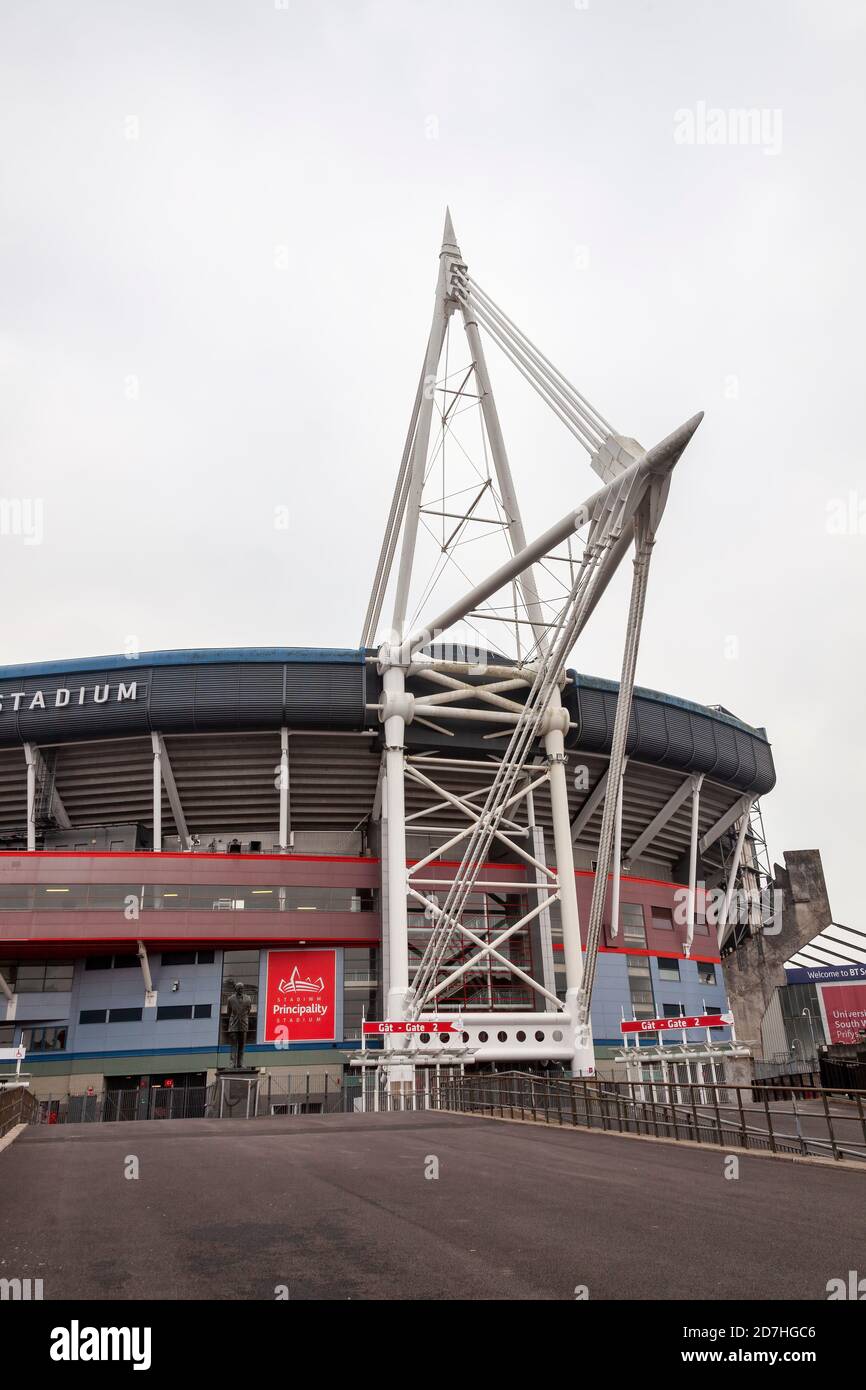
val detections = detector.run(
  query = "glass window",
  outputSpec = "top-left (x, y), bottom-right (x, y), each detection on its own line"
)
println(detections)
top-left (108, 1007), bottom-right (142, 1024)
top-left (79, 1009), bottom-right (107, 1025)
top-left (156, 1005), bottom-right (193, 1021)
top-left (13, 961), bottom-right (74, 993)
top-left (663, 1004), bottom-right (685, 1019)
top-left (657, 957), bottom-right (680, 981)
top-left (87, 884), bottom-right (140, 910)
top-left (697, 962), bottom-right (717, 987)
top-left (220, 950), bottom-right (259, 1043)
top-left (22, 1025), bottom-right (68, 1052)
top-left (35, 885), bottom-right (88, 910)
top-left (651, 906), bottom-right (674, 931)
top-left (85, 955), bottom-right (114, 972)
top-left (620, 903), bottom-right (646, 945)
top-left (0, 885), bottom-right (34, 909)
top-left (193, 1003), bottom-right (212, 1019)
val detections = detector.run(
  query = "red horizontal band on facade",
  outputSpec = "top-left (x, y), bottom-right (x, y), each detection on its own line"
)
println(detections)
top-left (0, 850), bottom-right (380, 865)
top-left (0, 850), bottom-right (698, 898)
top-left (552, 941), bottom-right (721, 965)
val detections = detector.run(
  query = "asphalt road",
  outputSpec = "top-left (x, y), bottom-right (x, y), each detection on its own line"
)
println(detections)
top-left (1, 1113), bottom-right (863, 1300)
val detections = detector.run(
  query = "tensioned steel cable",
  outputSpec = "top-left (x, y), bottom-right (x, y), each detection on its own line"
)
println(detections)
top-left (467, 277), bottom-right (615, 440)
top-left (468, 297), bottom-right (604, 454)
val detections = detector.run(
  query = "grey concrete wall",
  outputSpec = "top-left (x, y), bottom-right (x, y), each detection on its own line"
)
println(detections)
top-left (723, 849), bottom-right (833, 1058)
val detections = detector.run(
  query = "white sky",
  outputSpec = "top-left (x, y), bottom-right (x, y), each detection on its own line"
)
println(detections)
top-left (1, 0), bottom-right (864, 924)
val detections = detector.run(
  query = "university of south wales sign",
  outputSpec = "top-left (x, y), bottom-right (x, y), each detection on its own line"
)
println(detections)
top-left (0, 682), bottom-right (138, 713)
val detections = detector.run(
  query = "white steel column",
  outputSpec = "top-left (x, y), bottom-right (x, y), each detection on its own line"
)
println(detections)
top-left (609, 765), bottom-right (625, 939)
top-left (278, 727), bottom-right (290, 852)
top-left (684, 773), bottom-right (704, 956)
top-left (543, 687), bottom-right (594, 1074)
top-left (23, 744), bottom-right (37, 852)
top-left (525, 786), bottom-right (557, 1009)
top-left (460, 298), bottom-right (547, 649)
top-left (380, 660), bottom-right (414, 1089)
top-left (717, 805), bottom-right (752, 949)
top-left (151, 731), bottom-right (162, 852)
top-left (390, 221), bottom-right (453, 639)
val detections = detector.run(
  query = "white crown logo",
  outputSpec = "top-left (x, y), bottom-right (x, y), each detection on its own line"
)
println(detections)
top-left (278, 966), bottom-right (325, 995)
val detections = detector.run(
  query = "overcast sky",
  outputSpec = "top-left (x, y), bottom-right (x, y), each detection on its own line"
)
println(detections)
top-left (1, 0), bottom-right (864, 925)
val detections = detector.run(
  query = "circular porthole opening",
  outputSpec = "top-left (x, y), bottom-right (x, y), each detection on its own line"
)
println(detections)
top-left (552, 1029), bottom-right (563, 1042)
top-left (516, 1030), bottom-right (526, 1042)
top-left (440, 1032), bottom-right (451, 1043)
top-left (534, 1031), bottom-right (545, 1042)
top-left (478, 1030), bottom-right (489, 1043)
top-left (461, 1031), bottom-right (469, 1043)
top-left (419, 1033), bottom-right (431, 1044)
top-left (497, 1030), bottom-right (507, 1043)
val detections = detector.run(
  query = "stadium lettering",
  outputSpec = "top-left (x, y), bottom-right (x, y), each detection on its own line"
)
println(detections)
top-left (0, 682), bottom-right (138, 714)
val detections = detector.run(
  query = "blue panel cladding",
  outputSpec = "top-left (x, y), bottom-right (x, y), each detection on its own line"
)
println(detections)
top-left (66, 952), bottom-right (223, 1055)
top-left (589, 951), bottom-right (732, 1045)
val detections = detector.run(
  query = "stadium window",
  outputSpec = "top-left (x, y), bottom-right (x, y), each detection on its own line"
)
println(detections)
top-left (0, 885), bottom-right (35, 909)
top-left (657, 957), bottom-right (680, 981)
top-left (651, 906), bottom-right (674, 931)
top-left (705, 1005), bottom-right (722, 1015)
top-left (160, 951), bottom-right (198, 967)
top-left (23, 1025), bottom-right (67, 1052)
top-left (697, 962), bottom-right (717, 987)
top-left (85, 955), bottom-right (114, 971)
top-left (79, 1009), bottom-right (108, 1025)
top-left (108, 1007), bottom-right (143, 1024)
top-left (13, 961), bottom-right (74, 993)
top-left (156, 1005), bottom-right (193, 1021)
top-left (193, 1004), bottom-right (212, 1019)
top-left (619, 903), bottom-right (647, 945)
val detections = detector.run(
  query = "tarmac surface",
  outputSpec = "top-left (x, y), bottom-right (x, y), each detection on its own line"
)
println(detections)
top-left (1, 1112), bottom-right (863, 1300)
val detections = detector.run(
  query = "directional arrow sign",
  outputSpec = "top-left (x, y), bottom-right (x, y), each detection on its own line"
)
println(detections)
top-left (621, 1013), bottom-right (732, 1034)
top-left (363, 1021), bottom-right (460, 1035)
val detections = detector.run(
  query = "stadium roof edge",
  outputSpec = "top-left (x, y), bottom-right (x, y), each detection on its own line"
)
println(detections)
top-left (0, 647), bottom-right (366, 679)
top-left (0, 646), bottom-right (769, 743)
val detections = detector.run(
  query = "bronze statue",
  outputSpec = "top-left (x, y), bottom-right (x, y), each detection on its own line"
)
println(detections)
top-left (226, 980), bottom-right (253, 1068)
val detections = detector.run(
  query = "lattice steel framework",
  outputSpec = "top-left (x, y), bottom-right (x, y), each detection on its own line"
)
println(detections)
top-left (362, 212), bottom-right (703, 1082)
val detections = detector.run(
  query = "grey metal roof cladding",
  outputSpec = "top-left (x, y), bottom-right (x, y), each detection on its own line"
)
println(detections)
top-left (565, 672), bottom-right (774, 795)
top-left (0, 646), bottom-right (775, 795)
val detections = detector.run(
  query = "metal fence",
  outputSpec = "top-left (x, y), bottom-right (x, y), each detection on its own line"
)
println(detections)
top-left (28, 1070), bottom-right (452, 1125)
top-left (436, 1070), bottom-right (866, 1163)
top-left (0, 1083), bottom-right (38, 1137)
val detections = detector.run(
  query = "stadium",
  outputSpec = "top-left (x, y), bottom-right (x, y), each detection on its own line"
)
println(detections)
top-left (0, 215), bottom-right (777, 1108)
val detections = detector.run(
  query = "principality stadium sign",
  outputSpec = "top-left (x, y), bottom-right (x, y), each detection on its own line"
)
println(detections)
top-left (0, 681), bottom-right (139, 713)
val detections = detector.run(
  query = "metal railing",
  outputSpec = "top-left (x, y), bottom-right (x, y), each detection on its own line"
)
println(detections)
top-left (29, 1071), bottom-right (444, 1124)
top-left (0, 1083), bottom-right (38, 1137)
top-left (435, 1071), bottom-right (866, 1163)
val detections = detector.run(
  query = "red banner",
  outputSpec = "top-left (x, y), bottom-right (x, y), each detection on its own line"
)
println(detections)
top-left (820, 984), bottom-right (866, 1046)
top-left (363, 1020), bottom-right (459, 1035)
top-left (263, 949), bottom-right (337, 1043)
top-left (621, 1013), bottom-right (731, 1034)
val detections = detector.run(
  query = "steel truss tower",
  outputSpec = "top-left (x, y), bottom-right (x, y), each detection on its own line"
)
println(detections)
top-left (362, 212), bottom-right (703, 1085)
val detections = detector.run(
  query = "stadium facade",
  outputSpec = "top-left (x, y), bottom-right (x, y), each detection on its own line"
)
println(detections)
top-left (0, 645), bottom-right (775, 1100)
